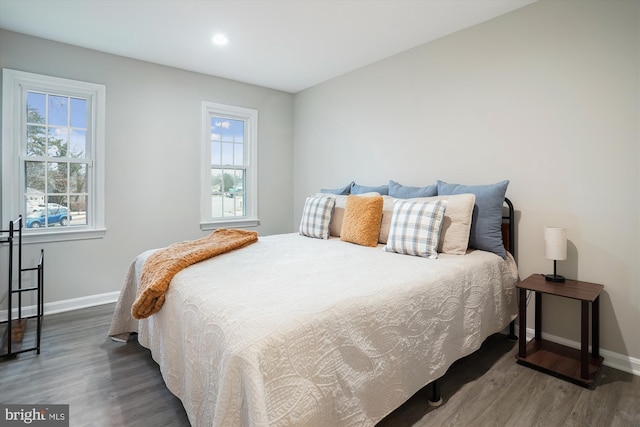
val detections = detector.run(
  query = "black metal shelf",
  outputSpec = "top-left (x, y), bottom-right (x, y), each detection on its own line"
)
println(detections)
top-left (1, 215), bottom-right (45, 358)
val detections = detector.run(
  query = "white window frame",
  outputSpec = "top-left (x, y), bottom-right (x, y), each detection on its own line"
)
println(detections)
top-left (200, 101), bottom-right (259, 230)
top-left (2, 69), bottom-right (106, 243)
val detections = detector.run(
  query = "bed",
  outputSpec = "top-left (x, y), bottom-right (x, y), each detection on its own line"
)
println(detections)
top-left (109, 182), bottom-right (518, 427)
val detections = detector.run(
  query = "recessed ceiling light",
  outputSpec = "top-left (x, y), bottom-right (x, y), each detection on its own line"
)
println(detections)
top-left (212, 34), bottom-right (228, 46)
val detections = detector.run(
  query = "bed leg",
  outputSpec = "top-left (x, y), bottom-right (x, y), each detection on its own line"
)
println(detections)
top-left (507, 320), bottom-right (518, 341)
top-left (428, 379), bottom-right (443, 407)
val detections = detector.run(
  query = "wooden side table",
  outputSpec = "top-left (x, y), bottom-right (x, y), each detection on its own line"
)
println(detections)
top-left (515, 274), bottom-right (604, 387)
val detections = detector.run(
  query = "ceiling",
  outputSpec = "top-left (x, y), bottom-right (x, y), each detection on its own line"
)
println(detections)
top-left (0, 0), bottom-right (537, 93)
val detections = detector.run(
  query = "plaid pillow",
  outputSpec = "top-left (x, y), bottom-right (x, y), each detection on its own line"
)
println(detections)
top-left (299, 195), bottom-right (336, 239)
top-left (384, 199), bottom-right (448, 258)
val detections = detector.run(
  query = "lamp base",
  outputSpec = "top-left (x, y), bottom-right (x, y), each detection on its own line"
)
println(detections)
top-left (544, 274), bottom-right (565, 283)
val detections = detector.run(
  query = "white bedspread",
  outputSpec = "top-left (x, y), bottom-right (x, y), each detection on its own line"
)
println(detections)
top-left (109, 233), bottom-right (518, 427)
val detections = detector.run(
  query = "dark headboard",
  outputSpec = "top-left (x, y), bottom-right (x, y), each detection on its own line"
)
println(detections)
top-left (502, 197), bottom-right (515, 259)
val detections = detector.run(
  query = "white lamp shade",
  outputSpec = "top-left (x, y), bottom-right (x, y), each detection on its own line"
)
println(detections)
top-left (544, 227), bottom-right (567, 261)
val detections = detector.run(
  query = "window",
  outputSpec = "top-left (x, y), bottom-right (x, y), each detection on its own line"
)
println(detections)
top-left (201, 102), bottom-right (258, 229)
top-left (2, 69), bottom-right (106, 242)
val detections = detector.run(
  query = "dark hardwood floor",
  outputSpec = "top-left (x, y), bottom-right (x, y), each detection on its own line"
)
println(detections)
top-left (1, 303), bottom-right (639, 426)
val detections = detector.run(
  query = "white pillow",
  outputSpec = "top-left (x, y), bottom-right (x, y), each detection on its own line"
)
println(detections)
top-left (299, 195), bottom-right (335, 239)
top-left (384, 199), bottom-right (448, 259)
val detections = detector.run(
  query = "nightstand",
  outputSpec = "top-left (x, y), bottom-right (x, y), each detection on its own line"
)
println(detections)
top-left (515, 274), bottom-right (604, 387)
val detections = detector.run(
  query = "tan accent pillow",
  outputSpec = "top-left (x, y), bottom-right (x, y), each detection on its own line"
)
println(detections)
top-left (328, 195), bottom-right (347, 237)
top-left (379, 193), bottom-right (475, 255)
top-left (378, 195), bottom-right (396, 244)
top-left (317, 192), bottom-right (380, 237)
top-left (340, 195), bottom-right (384, 247)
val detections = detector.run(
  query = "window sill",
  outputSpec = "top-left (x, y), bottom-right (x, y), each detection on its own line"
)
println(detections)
top-left (200, 219), bottom-right (260, 231)
top-left (14, 228), bottom-right (107, 245)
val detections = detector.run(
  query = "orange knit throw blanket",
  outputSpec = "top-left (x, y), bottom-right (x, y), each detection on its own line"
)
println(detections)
top-left (131, 228), bottom-right (259, 319)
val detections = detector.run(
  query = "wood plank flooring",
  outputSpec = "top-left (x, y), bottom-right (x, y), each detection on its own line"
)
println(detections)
top-left (1, 303), bottom-right (638, 426)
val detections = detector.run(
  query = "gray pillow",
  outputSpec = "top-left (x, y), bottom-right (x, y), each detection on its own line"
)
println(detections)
top-left (436, 180), bottom-right (509, 258)
top-left (388, 180), bottom-right (437, 198)
top-left (351, 182), bottom-right (389, 195)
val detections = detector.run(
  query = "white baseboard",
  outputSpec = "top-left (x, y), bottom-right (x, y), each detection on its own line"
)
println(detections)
top-left (0, 291), bottom-right (120, 322)
top-left (522, 327), bottom-right (640, 377)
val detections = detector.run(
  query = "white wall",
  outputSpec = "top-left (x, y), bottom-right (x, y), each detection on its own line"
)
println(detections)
top-left (293, 0), bottom-right (639, 362)
top-left (0, 30), bottom-right (293, 305)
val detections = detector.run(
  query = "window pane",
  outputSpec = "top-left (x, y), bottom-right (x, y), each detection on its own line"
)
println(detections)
top-left (48, 162), bottom-right (67, 193)
top-left (25, 193), bottom-right (43, 214)
top-left (230, 169), bottom-right (245, 217)
top-left (25, 161), bottom-right (46, 193)
top-left (221, 170), bottom-right (234, 194)
top-left (69, 129), bottom-right (86, 158)
top-left (25, 161), bottom-right (46, 214)
top-left (233, 143), bottom-right (243, 165)
top-left (211, 193), bottom-right (223, 218)
top-left (232, 119), bottom-right (244, 142)
top-left (27, 125), bottom-right (47, 156)
top-left (211, 140), bottom-right (221, 165)
top-left (211, 168), bottom-right (223, 193)
top-left (233, 169), bottom-right (244, 192)
top-left (47, 195), bottom-right (68, 209)
top-left (48, 95), bottom-right (68, 126)
top-left (70, 163), bottom-right (87, 193)
top-left (70, 97), bottom-right (87, 128)
top-left (220, 119), bottom-right (233, 141)
top-left (25, 207), bottom-right (47, 228)
top-left (221, 142), bottom-right (233, 165)
top-left (70, 195), bottom-right (87, 226)
top-left (210, 117), bottom-right (222, 141)
top-left (26, 92), bottom-right (46, 124)
top-left (48, 127), bottom-right (69, 157)
top-left (222, 169), bottom-right (234, 217)
top-left (211, 169), bottom-right (223, 218)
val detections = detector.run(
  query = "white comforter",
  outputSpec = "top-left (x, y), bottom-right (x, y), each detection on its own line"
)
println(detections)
top-left (109, 233), bottom-right (518, 427)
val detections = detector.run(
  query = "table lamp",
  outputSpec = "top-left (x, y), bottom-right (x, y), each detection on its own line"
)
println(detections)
top-left (544, 226), bottom-right (566, 282)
